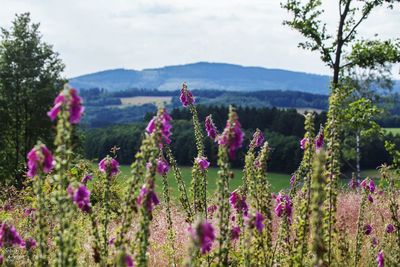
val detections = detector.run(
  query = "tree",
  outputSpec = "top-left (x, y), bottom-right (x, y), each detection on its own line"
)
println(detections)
top-left (282, 0), bottom-right (400, 264)
top-left (0, 13), bottom-right (65, 186)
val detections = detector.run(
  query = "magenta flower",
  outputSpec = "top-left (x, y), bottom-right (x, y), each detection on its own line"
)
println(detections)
top-left (229, 190), bottom-right (248, 216)
top-left (192, 221), bottom-right (215, 254)
top-left (0, 223), bottom-right (24, 248)
top-left (108, 237), bottom-right (116, 246)
top-left (125, 254), bottom-right (134, 267)
top-left (348, 177), bottom-right (359, 189)
top-left (196, 156), bottom-right (210, 170)
top-left (274, 192), bottom-right (293, 223)
top-left (250, 129), bottom-right (264, 148)
top-left (290, 175), bottom-right (296, 187)
top-left (230, 226), bottom-right (240, 241)
top-left (315, 131), bottom-right (324, 151)
top-left (205, 115), bottom-right (218, 141)
top-left (156, 158), bottom-right (170, 175)
top-left (363, 224), bottom-right (372, 235)
top-left (368, 194), bottom-right (374, 203)
top-left (25, 237), bottom-right (37, 250)
top-left (300, 137), bottom-right (308, 150)
top-left (207, 205), bottom-right (217, 218)
top-left (146, 109), bottom-right (172, 147)
top-left (360, 178), bottom-right (375, 193)
top-left (136, 180), bottom-right (159, 212)
top-left (386, 224), bottom-right (395, 234)
top-left (179, 84), bottom-right (195, 107)
top-left (255, 212), bottom-right (265, 233)
top-left (99, 157), bottom-right (120, 176)
top-left (67, 184), bottom-right (91, 213)
top-left (27, 144), bottom-right (54, 178)
top-left (23, 207), bottom-right (36, 217)
top-left (81, 174), bottom-right (93, 183)
top-left (377, 250), bottom-right (384, 267)
top-left (218, 114), bottom-right (244, 159)
top-left (48, 88), bottom-right (84, 124)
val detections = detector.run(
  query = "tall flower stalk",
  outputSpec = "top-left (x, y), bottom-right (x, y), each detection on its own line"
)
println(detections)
top-left (180, 83), bottom-right (209, 217)
top-left (216, 106), bottom-right (243, 265)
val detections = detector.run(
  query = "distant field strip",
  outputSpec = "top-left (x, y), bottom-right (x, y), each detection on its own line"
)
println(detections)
top-left (120, 96), bottom-right (172, 107)
top-left (384, 128), bottom-right (400, 135)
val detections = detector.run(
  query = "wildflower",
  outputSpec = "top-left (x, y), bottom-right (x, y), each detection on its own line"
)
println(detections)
top-left (255, 212), bottom-right (265, 233)
top-left (348, 177), bottom-right (359, 189)
top-left (136, 180), bottom-right (159, 212)
top-left (207, 205), bottom-right (217, 218)
top-left (363, 224), bottom-right (372, 235)
top-left (372, 237), bottom-right (378, 247)
top-left (3, 203), bottom-right (12, 212)
top-left (23, 208), bottom-right (36, 217)
top-left (125, 254), bottom-right (134, 267)
top-left (376, 250), bottom-right (384, 267)
top-left (179, 83), bottom-right (195, 107)
top-left (315, 130), bottom-right (324, 151)
top-left (67, 184), bottom-right (91, 213)
top-left (108, 237), bottom-right (116, 246)
top-left (230, 226), bottom-right (240, 241)
top-left (205, 115), bottom-right (218, 141)
top-left (300, 137), bottom-right (308, 150)
top-left (25, 237), bottom-right (37, 250)
top-left (81, 174), bottom-right (93, 183)
top-left (27, 144), bottom-right (54, 178)
top-left (48, 88), bottom-right (84, 124)
top-left (98, 157), bottom-right (120, 176)
top-left (156, 158), bottom-right (170, 175)
top-left (146, 109), bottom-right (172, 147)
top-left (360, 178), bottom-right (375, 193)
top-left (274, 192), bottom-right (293, 223)
top-left (229, 190), bottom-right (248, 216)
top-left (250, 129), bottom-right (264, 149)
top-left (218, 111), bottom-right (244, 159)
top-left (190, 221), bottom-right (215, 254)
top-left (196, 156), bottom-right (210, 170)
top-left (0, 223), bottom-right (24, 248)
top-left (368, 194), bottom-right (374, 203)
top-left (386, 224), bottom-right (395, 234)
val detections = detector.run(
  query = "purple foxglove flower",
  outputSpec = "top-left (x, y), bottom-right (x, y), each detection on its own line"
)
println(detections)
top-left (386, 224), bottom-right (395, 234)
top-left (368, 194), bottom-right (374, 203)
top-left (23, 208), bottom-right (36, 217)
top-left (300, 137), bottom-right (308, 150)
top-left (377, 250), bottom-right (384, 267)
top-left (125, 254), bottom-right (134, 267)
top-left (197, 221), bottom-right (215, 254)
top-left (146, 118), bottom-right (156, 134)
top-left (218, 117), bottom-right (244, 159)
top-left (27, 144), bottom-right (54, 178)
top-left (372, 237), bottom-right (378, 247)
top-left (68, 184), bottom-right (91, 213)
top-left (255, 212), bottom-right (265, 233)
top-left (315, 131), bottom-right (324, 151)
top-left (0, 223), bottom-right (25, 248)
top-left (108, 237), bottom-right (116, 246)
top-left (81, 174), bottom-right (93, 183)
top-left (205, 115), bottom-right (218, 141)
top-left (230, 226), bottom-right (240, 241)
top-left (274, 192), bottom-right (293, 223)
top-left (348, 177), bottom-right (359, 189)
top-left (363, 224), bottom-right (372, 235)
top-left (196, 156), bottom-right (210, 170)
top-left (207, 205), bottom-right (217, 216)
top-left (136, 181), bottom-right (159, 212)
top-left (229, 191), bottom-right (248, 216)
top-left (179, 84), bottom-right (195, 107)
top-left (99, 157), bottom-right (120, 176)
top-left (146, 110), bottom-right (172, 147)
top-left (48, 88), bottom-right (84, 124)
top-left (368, 180), bottom-right (376, 193)
top-left (250, 129), bottom-right (264, 148)
top-left (25, 237), bottom-right (37, 250)
top-left (156, 158), bottom-right (170, 175)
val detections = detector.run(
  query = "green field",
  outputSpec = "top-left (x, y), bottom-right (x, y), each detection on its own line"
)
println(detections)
top-left (384, 128), bottom-right (400, 135)
top-left (115, 165), bottom-right (290, 199)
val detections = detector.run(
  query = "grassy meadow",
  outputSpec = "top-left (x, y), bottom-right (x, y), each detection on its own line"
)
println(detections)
top-left (384, 127), bottom-right (400, 135)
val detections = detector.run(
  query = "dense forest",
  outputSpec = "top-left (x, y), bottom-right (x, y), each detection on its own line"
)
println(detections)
top-left (83, 105), bottom-right (400, 174)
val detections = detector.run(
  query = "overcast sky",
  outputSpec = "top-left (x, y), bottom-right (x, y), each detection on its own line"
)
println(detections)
top-left (1, 0), bottom-right (399, 78)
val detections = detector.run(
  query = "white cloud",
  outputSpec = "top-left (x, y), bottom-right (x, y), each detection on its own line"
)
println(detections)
top-left (0, 0), bottom-right (399, 78)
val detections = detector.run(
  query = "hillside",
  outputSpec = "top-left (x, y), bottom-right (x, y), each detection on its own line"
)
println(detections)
top-left (69, 62), bottom-right (334, 94)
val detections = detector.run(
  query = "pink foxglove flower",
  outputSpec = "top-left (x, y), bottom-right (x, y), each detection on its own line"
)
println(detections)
top-left (300, 137), bottom-right (308, 150)
top-left (125, 254), bottom-right (134, 267)
top-left (218, 110), bottom-right (244, 159)
top-left (67, 184), bottom-right (91, 213)
top-left (179, 83), bottom-right (195, 107)
top-left (99, 157), bottom-right (120, 176)
top-left (81, 174), bottom-right (93, 183)
top-left (386, 224), bottom-right (395, 234)
top-left (27, 144), bottom-right (54, 178)
top-left (315, 130), bottom-right (324, 151)
top-left (146, 109), bottom-right (172, 147)
top-left (250, 129), bottom-right (264, 149)
top-left (137, 180), bottom-right (159, 212)
top-left (363, 224), bottom-right (372, 235)
top-left (25, 237), bottom-right (37, 250)
top-left (48, 88), bottom-right (84, 124)
top-left (190, 221), bottom-right (215, 254)
top-left (205, 115), bottom-right (218, 141)
top-left (196, 156), bottom-right (210, 170)
top-left (0, 223), bottom-right (24, 248)
top-left (274, 192), bottom-right (293, 223)
top-left (156, 158), bottom-right (170, 175)
top-left (230, 226), bottom-right (240, 241)
top-left (229, 190), bottom-right (248, 216)
top-left (377, 250), bottom-right (384, 267)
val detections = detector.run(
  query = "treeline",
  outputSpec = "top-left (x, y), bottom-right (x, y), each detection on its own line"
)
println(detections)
top-left (83, 105), bottom-right (398, 173)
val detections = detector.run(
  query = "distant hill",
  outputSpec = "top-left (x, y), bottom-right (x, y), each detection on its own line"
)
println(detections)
top-left (69, 62), bottom-right (335, 95)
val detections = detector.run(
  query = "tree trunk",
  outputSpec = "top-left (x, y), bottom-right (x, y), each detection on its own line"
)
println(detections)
top-left (356, 131), bottom-right (361, 180)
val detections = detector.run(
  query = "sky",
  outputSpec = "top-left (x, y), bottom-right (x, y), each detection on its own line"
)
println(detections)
top-left (1, 0), bottom-right (399, 78)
